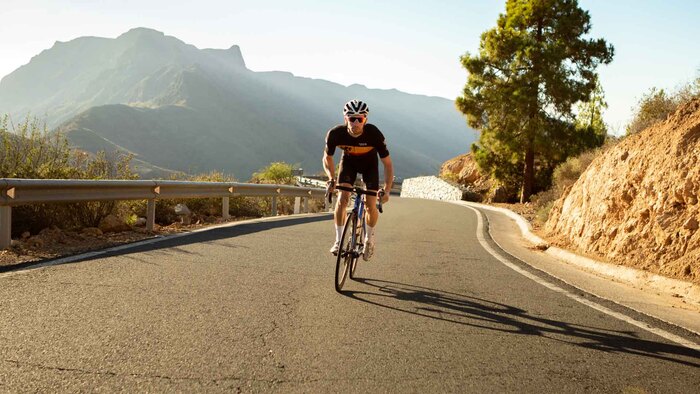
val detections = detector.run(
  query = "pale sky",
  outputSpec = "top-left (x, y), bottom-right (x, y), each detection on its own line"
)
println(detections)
top-left (1, 0), bottom-right (698, 134)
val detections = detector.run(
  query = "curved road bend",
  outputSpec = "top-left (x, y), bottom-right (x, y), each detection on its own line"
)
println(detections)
top-left (0, 198), bottom-right (698, 392)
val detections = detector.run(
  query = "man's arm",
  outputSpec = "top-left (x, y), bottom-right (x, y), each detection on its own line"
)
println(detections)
top-left (323, 152), bottom-right (335, 182)
top-left (323, 129), bottom-right (337, 183)
top-left (380, 155), bottom-right (393, 203)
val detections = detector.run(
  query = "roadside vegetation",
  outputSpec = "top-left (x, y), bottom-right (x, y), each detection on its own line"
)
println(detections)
top-left (1, 116), bottom-right (137, 235)
top-left (452, 0), bottom-right (700, 225)
top-left (530, 141), bottom-right (614, 224)
top-left (134, 162), bottom-right (317, 226)
top-left (625, 78), bottom-right (700, 135)
top-left (457, 0), bottom-right (614, 203)
top-left (250, 161), bottom-right (323, 216)
top-left (1, 116), bottom-right (319, 237)
top-left (530, 75), bottom-right (700, 224)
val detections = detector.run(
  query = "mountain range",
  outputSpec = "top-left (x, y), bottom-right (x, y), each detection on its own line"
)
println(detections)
top-left (0, 27), bottom-right (476, 179)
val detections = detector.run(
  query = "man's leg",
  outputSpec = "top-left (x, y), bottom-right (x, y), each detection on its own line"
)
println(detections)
top-left (330, 185), bottom-right (352, 254)
top-left (362, 193), bottom-right (379, 260)
top-left (360, 158), bottom-right (380, 260)
top-left (334, 186), bottom-right (352, 226)
top-left (364, 194), bottom-right (379, 228)
top-left (333, 157), bottom-right (358, 254)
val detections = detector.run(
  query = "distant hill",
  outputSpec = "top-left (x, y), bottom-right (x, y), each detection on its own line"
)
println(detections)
top-left (0, 27), bottom-right (477, 179)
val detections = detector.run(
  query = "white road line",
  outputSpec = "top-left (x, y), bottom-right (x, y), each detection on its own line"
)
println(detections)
top-left (0, 213), bottom-right (331, 280)
top-left (460, 204), bottom-right (700, 352)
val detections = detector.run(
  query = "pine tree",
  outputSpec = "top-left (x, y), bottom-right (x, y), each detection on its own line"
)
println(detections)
top-left (575, 80), bottom-right (608, 139)
top-left (457, 0), bottom-right (614, 202)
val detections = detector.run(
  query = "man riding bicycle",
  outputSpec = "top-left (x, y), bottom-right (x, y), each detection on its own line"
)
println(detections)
top-left (323, 99), bottom-right (393, 260)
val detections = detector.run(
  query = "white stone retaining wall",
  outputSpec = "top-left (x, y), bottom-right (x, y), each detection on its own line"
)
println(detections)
top-left (399, 176), bottom-right (462, 201)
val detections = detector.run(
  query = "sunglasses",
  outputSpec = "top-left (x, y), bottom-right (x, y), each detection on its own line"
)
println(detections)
top-left (348, 117), bottom-right (365, 123)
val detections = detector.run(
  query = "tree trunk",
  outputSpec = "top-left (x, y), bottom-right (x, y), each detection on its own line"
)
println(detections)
top-left (520, 19), bottom-right (543, 204)
top-left (521, 144), bottom-right (535, 203)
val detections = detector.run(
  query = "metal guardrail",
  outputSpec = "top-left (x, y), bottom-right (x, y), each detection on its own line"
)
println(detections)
top-left (296, 176), bottom-right (327, 188)
top-left (0, 179), bottom-right (327, 249)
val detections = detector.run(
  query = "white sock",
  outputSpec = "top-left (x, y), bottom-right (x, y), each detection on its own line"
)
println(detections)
top-left (365, 225), bottom-right (375, 242)
top-left (335, 225), bottom-right (343, 242)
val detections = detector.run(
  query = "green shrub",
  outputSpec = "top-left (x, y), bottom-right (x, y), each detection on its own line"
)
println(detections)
top-left (249, 161), bottom-right (304, 216)
top-left (251, 162), bottom-right (296, 185)
top-left (66, 151), bottom-right (138, 228)
top-left (138, 164), bottom-right (324, 224)
top-left (125, 170), bottom-right (272, 225)
top-left (439, 172), bottom-right (460, 184)
top-left (626, 77), bottom-right (700, 135)
top-left (1, 116), bottom-right (73, 179)
top-left (2, 120), bottom-right (323, 232)
top-left (2, 116), bottom-right (138, 235)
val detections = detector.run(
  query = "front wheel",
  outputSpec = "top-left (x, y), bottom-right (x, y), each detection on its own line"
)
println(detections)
top-left (335, 212), bottom-right (356, 292)
top-left (349, 221), bottom-right (363, 280)
top-left (349, 253), bottom-right (359, 280)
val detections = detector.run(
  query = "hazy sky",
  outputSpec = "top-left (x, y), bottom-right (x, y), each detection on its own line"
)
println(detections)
top-left (1, 0), bottom-right (698, 134)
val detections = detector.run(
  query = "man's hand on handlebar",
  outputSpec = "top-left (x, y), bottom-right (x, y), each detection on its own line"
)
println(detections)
top-left (378, 188), bottom-right (389, 204)
top-left (325, 179), bottom-right (335, 203)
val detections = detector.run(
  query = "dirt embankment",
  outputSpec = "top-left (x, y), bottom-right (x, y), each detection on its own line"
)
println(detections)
top-left (546, 99), bottom-right (700, 284)
top-left (440, 153), bottom-right (482, 185)
top-left (439, 153), bottom-right (503, 202)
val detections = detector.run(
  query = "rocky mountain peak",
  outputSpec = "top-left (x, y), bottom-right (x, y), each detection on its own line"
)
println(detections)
top-left (0, 28), bottom-right (476, 180)
top-left (117, 27), bottom-right (166, 40)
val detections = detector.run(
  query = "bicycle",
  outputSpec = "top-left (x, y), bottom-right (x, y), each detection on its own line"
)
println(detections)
top-left (327, 184), bottom-right (384, 292)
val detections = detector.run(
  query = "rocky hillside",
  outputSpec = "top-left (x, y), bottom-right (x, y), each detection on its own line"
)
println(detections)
top-left (545, 99), bottom-right (700, 284)
top-left (440, 153), bottom-right (482, 185)
top-left (439, 153), bottom-right (511, 202)
top-left (0, 27), bottom-right (477, 179)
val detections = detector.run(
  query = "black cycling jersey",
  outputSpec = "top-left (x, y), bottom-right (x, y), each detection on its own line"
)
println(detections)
top-left (325, 123), bottom-right (389, 191)
top-left (324, 123), bottom-right (389, 159)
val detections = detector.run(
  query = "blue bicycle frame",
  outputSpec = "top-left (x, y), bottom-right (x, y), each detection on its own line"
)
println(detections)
top-left (331, 184), bottom-right (384, 292)
top-left (349, 191), bottom-right (367, 254)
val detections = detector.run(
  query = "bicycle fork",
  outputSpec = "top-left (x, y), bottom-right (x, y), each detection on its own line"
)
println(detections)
top-left (343, 196), bottom-right (366, 259)
top-left (355, 203), bottom-right (366, 257)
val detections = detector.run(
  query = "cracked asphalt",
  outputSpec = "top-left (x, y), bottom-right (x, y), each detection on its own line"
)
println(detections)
top-left (0, 198), bottom-right (698, 392)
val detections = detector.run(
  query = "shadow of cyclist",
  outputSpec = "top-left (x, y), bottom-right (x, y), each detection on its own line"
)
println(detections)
top-left (343, 277), bottom-right (700, 368)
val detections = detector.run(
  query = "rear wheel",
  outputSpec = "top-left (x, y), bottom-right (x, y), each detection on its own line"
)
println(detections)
top-left (335, 212), bottom-right (355, 292)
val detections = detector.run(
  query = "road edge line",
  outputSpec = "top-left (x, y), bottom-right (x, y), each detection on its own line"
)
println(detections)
top-left (457, 203), bottom-right (700, 352)
top-left (460, 201), bottom-right (700, 307)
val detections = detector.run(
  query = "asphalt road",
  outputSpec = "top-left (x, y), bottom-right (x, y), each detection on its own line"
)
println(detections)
top-left (0, 198), bottom-right (698, 392)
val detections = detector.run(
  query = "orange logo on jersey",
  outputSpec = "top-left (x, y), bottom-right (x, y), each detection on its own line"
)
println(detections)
top-left (338, 145), bottom-right (374, 156)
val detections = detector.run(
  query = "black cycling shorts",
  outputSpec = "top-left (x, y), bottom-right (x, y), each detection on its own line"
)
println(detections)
top-left (337, 154), bottom-right (379, 191)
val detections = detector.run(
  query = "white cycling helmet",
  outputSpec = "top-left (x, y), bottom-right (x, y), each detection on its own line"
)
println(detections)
top-left (343, 99), bottom-right (369, 116)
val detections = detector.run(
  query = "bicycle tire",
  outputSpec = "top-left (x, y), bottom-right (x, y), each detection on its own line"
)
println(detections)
top-left (349, 253), bottom-right (358, 280)
top-left (335, 212), bottom-right (355, 292)
top-left (349, 218), bottom-right (364, 280)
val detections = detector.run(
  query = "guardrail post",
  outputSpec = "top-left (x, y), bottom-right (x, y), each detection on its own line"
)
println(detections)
top-left (222, 197), bottom-right (230, 220)
top-left (146, 199), bottom-right (156, 232)
top-left (0, 206), bottom-right (11, 249)
top-left (303, 197), bottom-right (309, 214)
top-left (271, 196), bottom-right (278, 216)
top-left (294, 197), bottom-right (301, 214)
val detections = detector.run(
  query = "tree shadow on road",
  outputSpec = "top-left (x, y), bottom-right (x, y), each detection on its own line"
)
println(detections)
top-left (343, 278), bottom-right (700, 368)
